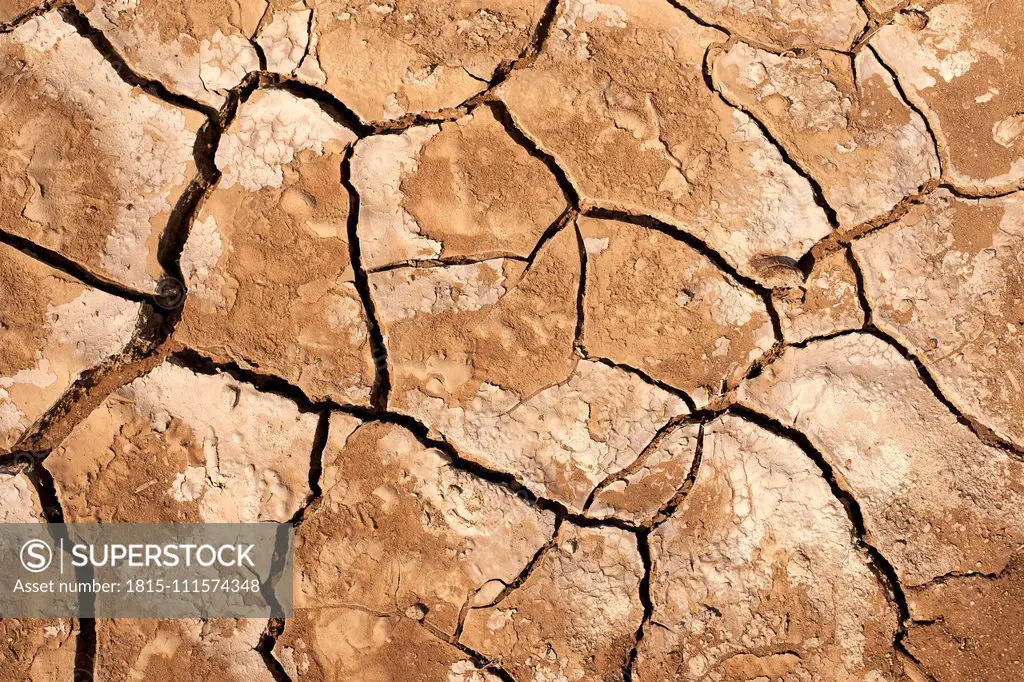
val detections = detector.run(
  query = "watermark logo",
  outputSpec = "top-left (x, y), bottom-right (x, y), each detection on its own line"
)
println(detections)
top-left (154, 276), bottom-right (186, 310)
top-left (2, 523), bottom-right (292, 618)
top-left (20, 539), bottom-right (53, 573)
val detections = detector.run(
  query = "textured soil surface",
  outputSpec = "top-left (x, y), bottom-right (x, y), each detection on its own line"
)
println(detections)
top-left (1, 1), bottom-right (1023, 681)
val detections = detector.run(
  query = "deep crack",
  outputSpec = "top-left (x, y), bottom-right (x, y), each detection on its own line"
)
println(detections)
top-left (256, 618), bottom-right (292, 682)
top-left (2, 2), bottom-right (1020, 679)
top-left (24, 461), bottom-right (98, 682)
top-left (340, 146), bottom-right (392, 411)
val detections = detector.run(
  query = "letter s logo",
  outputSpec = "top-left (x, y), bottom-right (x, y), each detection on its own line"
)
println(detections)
top-left (20, 539), bottom-right (53, 573)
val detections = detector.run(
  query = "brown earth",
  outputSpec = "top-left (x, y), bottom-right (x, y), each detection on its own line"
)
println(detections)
top-left (2, 1), bottom-right (1022, 681)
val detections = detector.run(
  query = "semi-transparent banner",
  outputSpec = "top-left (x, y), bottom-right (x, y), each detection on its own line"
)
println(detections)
top-left (0, 523), bottom-right (292, 618)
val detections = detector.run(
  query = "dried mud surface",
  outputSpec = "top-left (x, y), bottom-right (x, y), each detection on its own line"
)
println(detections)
top-left (1, 1), bottom-right (1023, 681)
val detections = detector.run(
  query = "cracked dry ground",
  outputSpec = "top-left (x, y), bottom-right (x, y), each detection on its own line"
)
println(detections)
top-left (3, 0), bottom-right (1024, 681)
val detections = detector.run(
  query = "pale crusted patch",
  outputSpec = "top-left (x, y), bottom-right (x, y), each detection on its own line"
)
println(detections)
top-left (583, 236), bottom-right (609, 254)
top-left (372, 260), bottom-right (513, 324)
top-left (558, 0), bottom-right (628, 33)
top-left (0, 244), bottom-right (140, 452)
top-left (740, 333), bottom-right (1024, 585)
top-left (0, 471), bottom-right (44, 522)
top-left (76, 0), bottom-right (265, 106)
top-left (854, 189), bottom-right (1024, 449)
top-left (48, 289), bottom-right (139, 364)
top-left (94, 618), bottom-right (272, 681)
top-left (686, 0), bottom-right (865, 51)
top-left (217, 89), bottom-right (356, 191)
top-left (713, 43), bottom-right (938, 226)
top-left (404, 360), bottom-right (687, 512)
top-left (199, 29), bottom-right (260, 93)
top-left (1, 14), bottom-right (199, 292)
top-left (45, 362), bottom-right (316, 523)
top-left (636, 416), bottom-right (901, 681)
top-left (255, 6), bottom-right (312, 74)
top-left (179, 214), bottom-right (227, 306)
top-left (351, 126), bottom-right (444, 269)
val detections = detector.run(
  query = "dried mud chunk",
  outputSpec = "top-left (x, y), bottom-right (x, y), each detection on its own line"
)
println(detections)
top-left (462, 523), bottom-right (645, 682)
top-left (95, 618), bottom-right (272, 681)
top-left (713, 43), bottom-right (939, 227)
top-left (275, 608), bottom-right (500, 682)
top-left (0, 14), bottom-right (201, 292)
top-left (373, 228), bottom-right (578, 401)
top-left (296, 417), bottom-right (555, 637)
top-left (371, 228), bottom-right (572, 396)
top-left (397, 356), bottom-right (687, 514)
top-left (740, 333), bottom-right (1024, 585)
top-left (580, 217), bottom-right (775, 405)
top-left (872, 1), bottom-right (1024, 194)
top-left (636, 415), bottom-right (901, 681)
top-left (854, 189), bottom-right (1024, 449)
top-left (685, 0), bottom-right (865, 51)
top-left (0, 244), bottom-right (140, 453)
top-left (45, 362), bottom-right (316, 522)
top-left (588, 422), bottom-right (699, 525)
top-left (255, 3), bottom-right (314, 75)
top-left (177, 89), bottom-right (374, 406)
top-left (300, 0), bottom-right (548, 122)
top-left (499, 0), bottom-right (831, 287)
top-left (903, 555), bottom-right (1024, 682)
top-left (352, 106), bottom-right (566, 269)
top-left (774, 249), bottom-right (864, 344)
top-left (0, 470), bottom-right (44, 521)
top-left (75, 0), bottom-right (265, 107)
top-left (0, 618), bottom-right (78, 681)
top-left (371, 231), bottom-right (688, 510)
